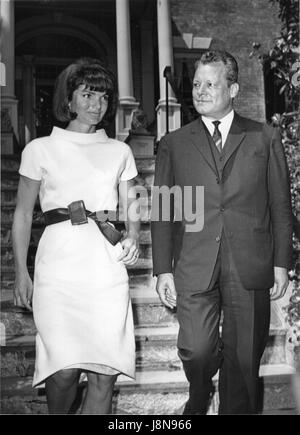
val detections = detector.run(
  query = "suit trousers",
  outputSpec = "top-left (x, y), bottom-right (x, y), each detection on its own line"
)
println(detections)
top-left (177, 234), bottom-right (270, 414)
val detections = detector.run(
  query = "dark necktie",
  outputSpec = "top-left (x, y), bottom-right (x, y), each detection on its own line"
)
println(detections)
top-left (212, 120), bottom-right (222, 153)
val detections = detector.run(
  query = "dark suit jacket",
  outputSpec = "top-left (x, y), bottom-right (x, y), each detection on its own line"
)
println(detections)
top-left (151, 113), bottom-right (293, 291)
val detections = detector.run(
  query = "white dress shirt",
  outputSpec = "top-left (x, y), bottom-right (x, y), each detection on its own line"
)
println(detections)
top-left (201, 110), bottom-right (234, 148)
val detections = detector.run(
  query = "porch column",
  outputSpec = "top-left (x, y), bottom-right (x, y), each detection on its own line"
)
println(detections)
top-left (140, 20), bottom-right (155, 125)
top-left (156, 0), bottom-right (180, 141)
top-left (0, 0), bottom-right (19, 151)
top-left (115, 0), bottom-right (139, 141)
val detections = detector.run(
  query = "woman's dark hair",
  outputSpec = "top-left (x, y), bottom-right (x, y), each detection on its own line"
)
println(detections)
top-left (53, 58), bottom-right (118, 128)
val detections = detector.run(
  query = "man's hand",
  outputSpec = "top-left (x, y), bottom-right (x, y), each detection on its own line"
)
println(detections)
top-left (270, 267), bottom-right (289, 301)
top-left (156, 273), bottom-right (177, 309)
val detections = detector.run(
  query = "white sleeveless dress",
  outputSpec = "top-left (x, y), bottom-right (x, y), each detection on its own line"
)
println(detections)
top-left (19, 127), bottom-right (137, 386)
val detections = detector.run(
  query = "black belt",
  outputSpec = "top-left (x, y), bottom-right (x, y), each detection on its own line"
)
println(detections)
top-left (43, 201), bottom-right (123, 246)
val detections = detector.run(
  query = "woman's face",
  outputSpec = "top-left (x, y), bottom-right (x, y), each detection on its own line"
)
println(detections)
top-left (68, 84), bottom-right (109, 131)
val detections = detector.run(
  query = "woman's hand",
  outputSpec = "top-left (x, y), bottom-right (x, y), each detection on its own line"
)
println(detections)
top-left (14, 271), bottom-right (33, 311)
top-left (118, 235), bottom-right (139, 266)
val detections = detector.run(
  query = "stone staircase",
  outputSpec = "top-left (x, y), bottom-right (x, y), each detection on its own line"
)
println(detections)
top-left (0, 153), bottom-right (297, 414)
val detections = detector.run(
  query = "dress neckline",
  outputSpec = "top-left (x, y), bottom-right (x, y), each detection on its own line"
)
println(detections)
top-left (50, 126), bottom-right (109, 144)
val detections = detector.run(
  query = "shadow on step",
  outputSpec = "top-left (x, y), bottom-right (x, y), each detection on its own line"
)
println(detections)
top-left (257, 374), bottom-right (297, 415)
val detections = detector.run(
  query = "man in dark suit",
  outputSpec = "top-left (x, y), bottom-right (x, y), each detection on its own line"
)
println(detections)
top-left (151, 50), bottom-right (293, 414)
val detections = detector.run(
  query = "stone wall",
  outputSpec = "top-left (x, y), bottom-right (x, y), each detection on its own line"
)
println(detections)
top-left (170, 0), bottom-right (282, 122)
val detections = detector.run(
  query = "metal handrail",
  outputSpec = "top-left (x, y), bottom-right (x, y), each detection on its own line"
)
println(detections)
top-left (163, 66), bottom-right (171, 134)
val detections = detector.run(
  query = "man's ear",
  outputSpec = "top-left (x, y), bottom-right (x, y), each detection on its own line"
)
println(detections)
top-left (230, 82), bottom-right (239, 99)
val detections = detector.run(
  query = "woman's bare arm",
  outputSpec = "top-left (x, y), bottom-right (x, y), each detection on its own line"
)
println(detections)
top-left (118, 179), bottom-right (140, 265)
top-left (12, 175), bottom-right (40, 310)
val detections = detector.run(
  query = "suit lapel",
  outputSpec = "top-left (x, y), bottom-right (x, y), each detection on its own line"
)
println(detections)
top-left (222, 113), bottom-right (246, 167)
top-left (189, 118), bottom-right (218, 176)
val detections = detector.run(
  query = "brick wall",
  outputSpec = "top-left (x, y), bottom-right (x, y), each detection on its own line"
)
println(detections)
top-left (171, 0), bottom-right (281, 122)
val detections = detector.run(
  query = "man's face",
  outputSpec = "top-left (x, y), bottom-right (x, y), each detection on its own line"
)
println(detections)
top-left (192, 61), bottom-right (239, 119)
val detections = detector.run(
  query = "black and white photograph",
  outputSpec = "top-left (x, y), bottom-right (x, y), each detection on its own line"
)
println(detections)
top-left (0, 0), bottom-right (299, 418)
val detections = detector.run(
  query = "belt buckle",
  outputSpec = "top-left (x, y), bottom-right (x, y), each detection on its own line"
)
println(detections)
top-left (68, 200), bottom-right (88, 225)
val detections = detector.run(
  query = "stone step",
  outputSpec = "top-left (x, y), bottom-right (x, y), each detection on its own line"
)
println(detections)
top-left (1, 325), bottom-right (181, 378)
top-left (0, 371), bottom-right (189, 415)
top-left (1, 288), bottom-right (176, 339)
top-left (1, 205), bottom-right (153, 224)
top-left (0, 169), bottom-right (154, 182)
top-left (1, 189), bottom-right (41, 208)
top-left (1, 155), bottom-right (154, 216)
top-left (1, 228), bottom-right (151, 250)
top-left (1, 190), bottom-right (18, 206)
top-left (1, 283), bottom-right (293, 331)
top-left (0, 364), bottom-right (296, 414)
top-left (1, 258), bottom-right (153, 279)
top-left (0, 282), bottom-right (291, 370)
top-left (134, 156), bottom-right (156, 173)
top-left (1, 247), bottom-right (36, 269)
top-left (1, 245), bottom-right (153, 269)
top-left (1, 154), bottom-right (21, 173)
top-left (1, 224), bottom-right (151, 245)
top-left (1, 206), bottom-right (19, 225)
top-left (1, 258), bottom-right (152, 273)
top-left (1, 178), bottom-right (154, 201)
top-left (1, 269), bottom-right (155, 295)
top-left (1, 179), bottom-right (19, 188)
top-left (0, 326), bottom-right (290, 380)
top-left (1, 158), bottom-right (154, 181)
top-left (1, 162), bottom-right (153, 186)
top-left (1, 294), bottom-right (174, 334)
top-left (0, 182), bottom-right (153, 194)
top-left (129, 272), bottom-right (156, 290)
top-left (0, 275), bottom-right (157, 298)
top-left (1, 199), bottom-right (153, 223)
top-left (1, 154), bottom-right (155, 174)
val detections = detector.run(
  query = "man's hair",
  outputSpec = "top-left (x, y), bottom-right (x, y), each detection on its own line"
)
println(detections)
top-left (53, 58), bottom-right (118, 128)
top-left (195, 50), bottom-right (239, 85)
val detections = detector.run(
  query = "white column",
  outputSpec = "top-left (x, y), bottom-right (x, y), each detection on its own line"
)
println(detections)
top-left (157, 0), bottom-right (175, 104)
top-left (115, 0), bottom-right (139, 141)
top-left (0, 0), bottom-right (19, 146)
top-left (156, 0), bottom-right (180, 140)
top-left (140, 20), bottom-right (155, 124)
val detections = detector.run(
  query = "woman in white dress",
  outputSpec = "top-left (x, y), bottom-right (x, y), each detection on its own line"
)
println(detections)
top-left (12, 59), bottom-right (140, 414)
